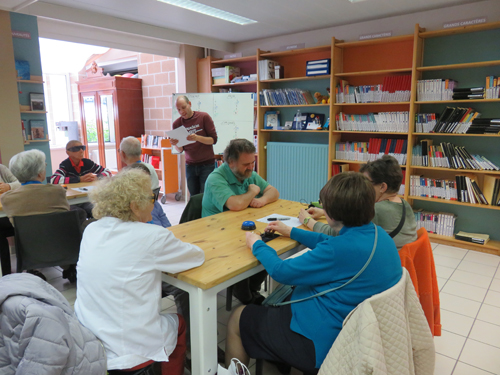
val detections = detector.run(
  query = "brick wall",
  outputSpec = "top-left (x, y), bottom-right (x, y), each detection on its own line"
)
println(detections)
top-left (138, 54), bottom-right (177, 137)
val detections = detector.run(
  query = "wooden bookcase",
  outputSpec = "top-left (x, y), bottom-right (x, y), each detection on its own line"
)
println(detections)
top-left (197, 21), bottom-right (500, 254)
top-left (407, 22), bottom-right (500, 255)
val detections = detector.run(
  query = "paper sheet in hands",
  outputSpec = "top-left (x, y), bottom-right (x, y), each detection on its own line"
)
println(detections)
top-left (165, 126), bottom-right (196, 147)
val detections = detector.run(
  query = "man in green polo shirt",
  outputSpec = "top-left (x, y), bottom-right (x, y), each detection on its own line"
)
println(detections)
top-left (202, 138), bottom-right (279, 304)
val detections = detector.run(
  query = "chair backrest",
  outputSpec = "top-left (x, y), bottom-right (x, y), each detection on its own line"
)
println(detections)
top-left (14, 210), bottom-right (82, 271)
top-left (179, 193), bottom-right (204, 224)
top-left (319, 269), bottom-right (435, 375)
top-left (398, 227), bottom-right (441, 336)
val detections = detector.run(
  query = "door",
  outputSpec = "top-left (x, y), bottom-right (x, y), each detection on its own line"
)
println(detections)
top-left (98, 91), bottom-right (118, 172)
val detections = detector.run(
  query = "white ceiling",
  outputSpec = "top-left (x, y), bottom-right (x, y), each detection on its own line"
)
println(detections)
top-left (0, 0), bottom-right (485, 45)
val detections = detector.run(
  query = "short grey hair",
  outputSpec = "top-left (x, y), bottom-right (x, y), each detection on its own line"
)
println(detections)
top-left (223, 139), bottom-right (256, 164)
top-left (9, 149), bottom-right (46, 183)
top-left (120, 136), bottom-right (142, 158)
top-left (176, 95), bottom-right (190, 104)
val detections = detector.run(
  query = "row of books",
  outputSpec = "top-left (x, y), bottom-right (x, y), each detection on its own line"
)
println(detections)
top-left (410, 175), bottom-right (490, 205)
top-left (411, 140), bottom-right (499, 170)
top-left (140, 154), bottom-right (160, 169)
top-left (414, 209), bottom-right (456, 237)
top-left (415, 111), bottom-right (500, 134)
top-left (335, 111), bottom-right (409, 133)
top-left (335, 76), bottom-right (411, 103)
top-left (485, 75), bottom-right (500, 99)
top-left (259, 88), bottom-right (315, 106)
top-left (416, 79), bottom-right (457, 101)
top-left (141, 134), bottom-right (165, 148)
top-left (335, 138), bottom-right (408, 165)
top-left (417, 107), bottom-right (480, 134)
top-left (410, 175), bottom-right (458, 201)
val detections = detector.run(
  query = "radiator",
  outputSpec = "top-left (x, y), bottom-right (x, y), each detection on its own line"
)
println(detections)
top-left (267, 142), bottom-right (329, 203)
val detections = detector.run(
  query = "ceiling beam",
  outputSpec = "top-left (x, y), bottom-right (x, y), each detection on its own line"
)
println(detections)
top-left (13, 1), bottom-right (234, 52)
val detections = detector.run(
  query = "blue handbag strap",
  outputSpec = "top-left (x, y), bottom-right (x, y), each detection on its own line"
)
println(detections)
top-left (273, 222), bottom-right (378, 307)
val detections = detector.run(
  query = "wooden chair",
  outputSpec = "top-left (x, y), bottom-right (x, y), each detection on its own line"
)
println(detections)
top-left (398, 227), bottom-right (441, 336)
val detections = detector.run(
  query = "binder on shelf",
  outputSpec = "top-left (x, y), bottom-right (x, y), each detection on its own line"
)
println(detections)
top-left (306, 59), bottom-right (331, 76)
top-left (455, 231), bottom-right (490, 245)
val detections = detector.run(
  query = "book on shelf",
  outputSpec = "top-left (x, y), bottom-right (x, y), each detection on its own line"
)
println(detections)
top-left (335, 138), bottom-right (407, 165)
top-left (211, 66), bottom-right (240, 84)
top-left (336, 111), bottom-right (409, 133)
top-left (30, 120), bottom-right (45, 140)
top-left (412, 141), bottom-right (500, 171)
top-left (21, 120), bottom-right (26, 142)
top-left (332, 163), bottom-right (350, 176)
top-left (417, 79), bottom-right (456, 101)
top-left (485, 75), bottom-right (500, 99)
top-left (455, 231), bottom-right (490, 245)
top-left (483, 175), bottom-right (500, 206)
top-left (258, 60), bottom-right (277, 80)
top-left (452, 87), bottom-right (485, 100)
top-left (467, 118), bottom-right (500, 134)
top-left (141, 134), bottom-right (165, 148)
top-left (264, 111), bottom-right (280, 129)
top-left (414, 209), bottom-right (456, 237)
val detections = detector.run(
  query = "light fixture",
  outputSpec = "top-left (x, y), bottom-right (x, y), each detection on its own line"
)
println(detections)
top-left (157, 0), bottom-right (257, 25)
top-left (349, 0), bottom-right (368, 2)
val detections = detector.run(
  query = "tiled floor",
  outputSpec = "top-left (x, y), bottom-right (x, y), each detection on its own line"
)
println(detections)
top-left (13, 198), bottom-right (500, 375)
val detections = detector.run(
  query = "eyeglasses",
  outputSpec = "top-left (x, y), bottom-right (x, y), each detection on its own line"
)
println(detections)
top-left (150, 194), bottom-right (156, 204)
top-left (67, 145), bottom-right (86, 152)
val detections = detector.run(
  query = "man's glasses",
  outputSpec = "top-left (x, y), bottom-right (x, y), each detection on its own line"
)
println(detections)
top-left (150, 194), bottom-right (156, 204)
top-left (67, 145), bottom-right (86, 152)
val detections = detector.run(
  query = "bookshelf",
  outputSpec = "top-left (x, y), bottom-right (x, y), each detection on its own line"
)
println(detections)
top-left (408, 22), bottom-right (500, 254)
top-left (197, 21), bottom-right (500, 254)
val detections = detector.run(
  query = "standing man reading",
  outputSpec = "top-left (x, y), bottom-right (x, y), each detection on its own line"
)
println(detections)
top-left (170, 95), bottom-right (218, 196)
top-left (202, 139), bottom-right (279, 304)
top-left (50, 140), bottom-right (112, 217)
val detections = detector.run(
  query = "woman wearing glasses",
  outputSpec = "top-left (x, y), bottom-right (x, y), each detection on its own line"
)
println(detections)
top-left (75, 168), bottom-right (205, 375)
top-left (299, 155), bottom-right (417, 249)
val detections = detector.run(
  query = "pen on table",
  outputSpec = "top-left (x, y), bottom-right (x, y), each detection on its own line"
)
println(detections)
top-left (267, 217), bottom-right (290, 221)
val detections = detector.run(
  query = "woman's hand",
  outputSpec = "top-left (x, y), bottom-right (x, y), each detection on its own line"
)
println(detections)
top-left (306, 207), bottom-right (325, 220)
top-left (298, 208), bottom-right (311, 224)
top-left (246, 231), bottom-right (262, 249)
top-left (265, 221), bottom-right (292, 237)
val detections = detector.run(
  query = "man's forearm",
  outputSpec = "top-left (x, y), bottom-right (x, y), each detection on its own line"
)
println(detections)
top-left (194, 135), bottom-right (214, 145)
top-left (260, 186), bottom-right (279, 205)
top-left (226, 190), bottom-right (258, 211)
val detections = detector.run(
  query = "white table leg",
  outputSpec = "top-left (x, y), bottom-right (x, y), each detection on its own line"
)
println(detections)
top-left (189, 286), bottom-right (219, 375)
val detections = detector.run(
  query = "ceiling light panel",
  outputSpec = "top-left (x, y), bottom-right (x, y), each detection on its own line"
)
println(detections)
top-left (157, 0), bottom-right (257, 25)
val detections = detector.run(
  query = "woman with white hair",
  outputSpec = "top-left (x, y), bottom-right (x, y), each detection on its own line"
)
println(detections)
top-left (0, 164), bottom-right (21, 275)
top-left (75, 168), bottom-right (205, 375)
top-left (1, 149), bottom-right (70, 279)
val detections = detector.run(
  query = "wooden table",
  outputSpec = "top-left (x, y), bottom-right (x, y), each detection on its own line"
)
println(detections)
top-left (0, 181), bottom-right (95, 218)
top-left (163, 199), bottom-right (307, 375)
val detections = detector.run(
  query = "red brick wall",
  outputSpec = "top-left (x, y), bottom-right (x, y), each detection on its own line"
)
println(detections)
top-left (138, 54), bottom-right (177, 137)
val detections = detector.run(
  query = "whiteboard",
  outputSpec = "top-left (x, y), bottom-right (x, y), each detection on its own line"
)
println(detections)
top-left (172, 93), bottom-right (255, 155)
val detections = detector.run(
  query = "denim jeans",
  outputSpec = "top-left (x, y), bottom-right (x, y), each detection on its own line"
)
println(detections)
top-left (185, 162), bottom-right (215, 196)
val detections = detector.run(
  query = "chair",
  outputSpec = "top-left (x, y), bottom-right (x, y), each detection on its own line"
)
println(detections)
top-left (318, 269), bottom-right (435, 375)
top-left (398, 227), bottom-right (441, 336)
top-left (179, 193), bottom-right (235, 310)
top-left (13, 211), bottom-right (82, 276)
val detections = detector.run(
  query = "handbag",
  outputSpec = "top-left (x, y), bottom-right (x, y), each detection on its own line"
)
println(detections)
top-left (262, 223), bottom-right (378, 307)
top-left (217, 358), bottom-right (250, 375)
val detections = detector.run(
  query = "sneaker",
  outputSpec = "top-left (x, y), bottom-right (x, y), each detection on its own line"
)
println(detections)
top-left (27, 269), bottom-right (46, 281)
top-left (62, 265), bottom-right (77, 283)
